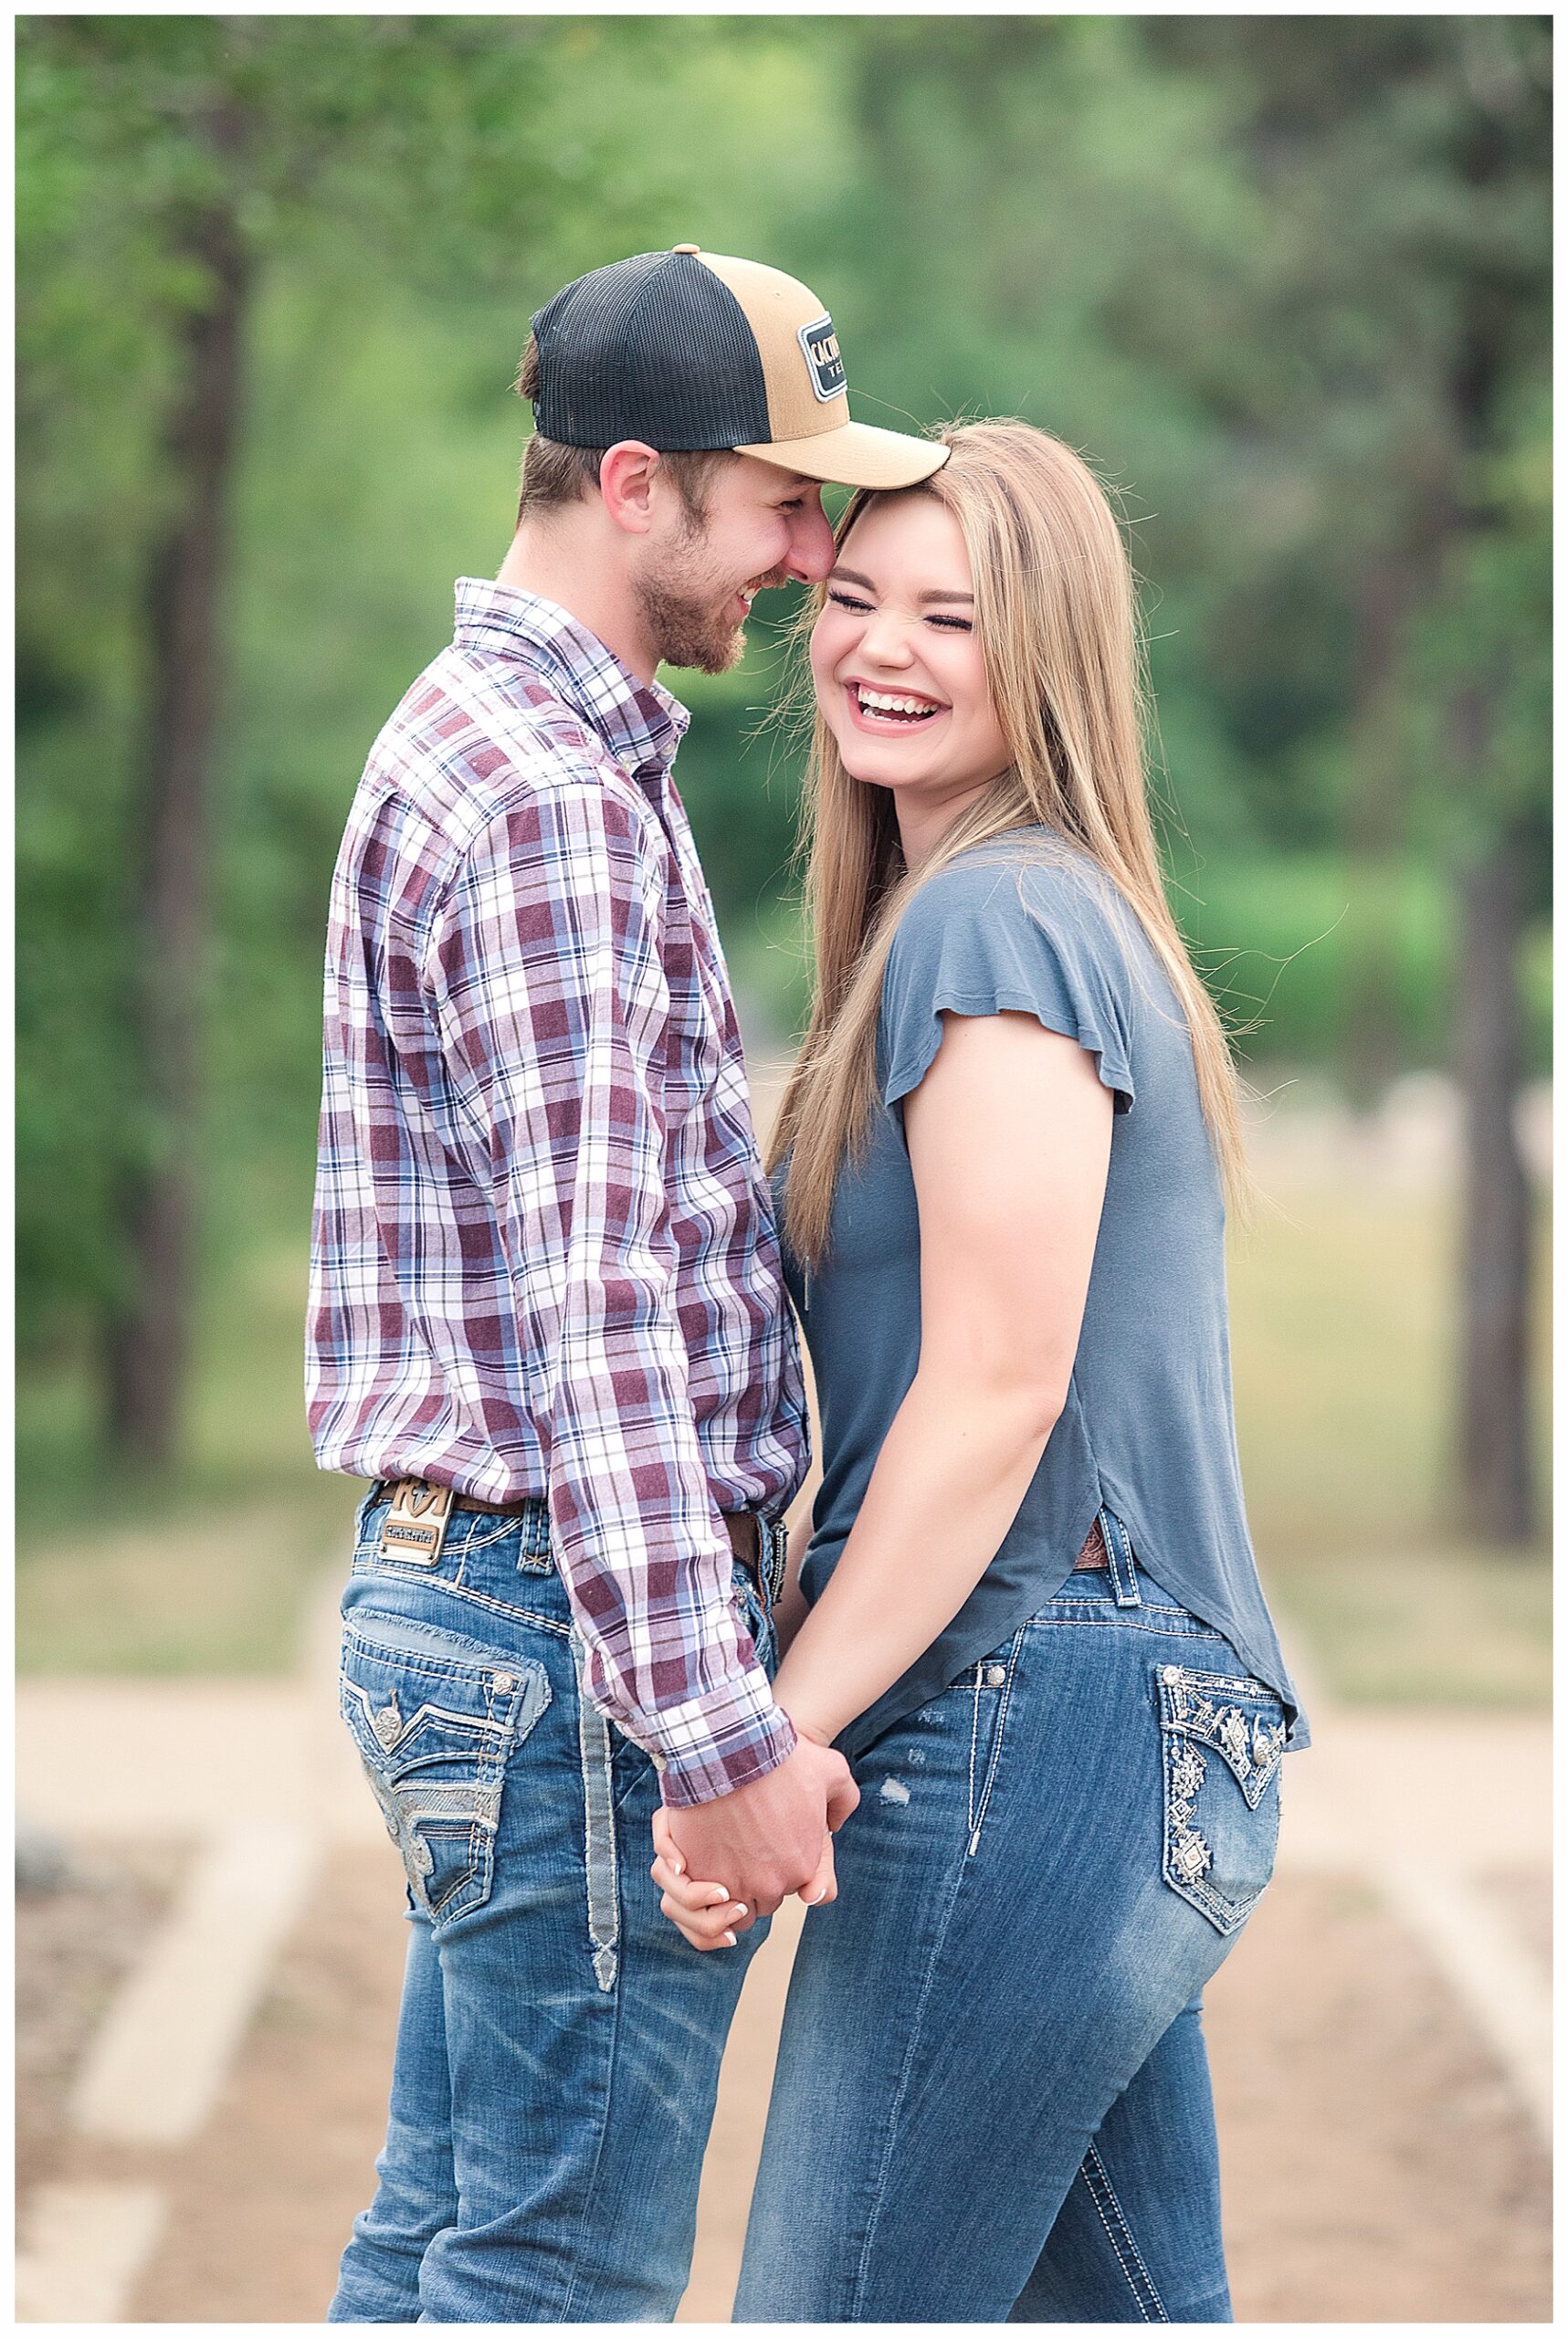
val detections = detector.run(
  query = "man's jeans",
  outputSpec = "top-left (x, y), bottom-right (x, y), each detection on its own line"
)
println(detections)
top-left (326, 1490), bottom-right (778, 2324)
top-left (733, 1537), bottom-right (1287, 2322)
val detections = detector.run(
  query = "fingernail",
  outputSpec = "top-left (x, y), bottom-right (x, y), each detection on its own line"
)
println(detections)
top-left (731, 1903), bottom-right (748, 1917)
top-left (723, 1930), bottom-right (737, 1946)
top-left (669, 1857), bottom-right (684, 1875)
top-left (809, 1888), bottom-right (826, 1904)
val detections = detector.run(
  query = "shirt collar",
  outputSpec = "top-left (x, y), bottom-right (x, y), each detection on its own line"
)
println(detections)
top-left (453, 577), bottom-right (689, 777)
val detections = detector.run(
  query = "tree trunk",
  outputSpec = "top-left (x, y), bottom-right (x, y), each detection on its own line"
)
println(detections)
top-left (103, 170), bottom-right (249, 1466)
top-left (1452, 737), bottom-right (1536, 1545)
top-left (1341, 553), bottom-right (1416, 1111)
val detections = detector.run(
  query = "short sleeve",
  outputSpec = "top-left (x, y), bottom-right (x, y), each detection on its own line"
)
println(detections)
top-left (879, 850), bottom-right (1136, 1114)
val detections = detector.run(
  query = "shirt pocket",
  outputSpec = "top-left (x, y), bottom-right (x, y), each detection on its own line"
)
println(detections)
top-left (1154, 1659), bottom-right (1286, 1936)
top-left (340, 1616), bottom-right (551, 1928)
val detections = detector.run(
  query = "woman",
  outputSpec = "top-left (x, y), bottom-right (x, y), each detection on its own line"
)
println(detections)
top-left (654, 419), bottom-right (1308, 2322)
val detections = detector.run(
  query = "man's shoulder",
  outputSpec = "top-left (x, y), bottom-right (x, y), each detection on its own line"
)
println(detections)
top-left (353, 639), bottom-right (664, 880)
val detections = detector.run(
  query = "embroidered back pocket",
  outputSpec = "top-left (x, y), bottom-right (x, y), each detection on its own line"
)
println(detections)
top-left (341, 1617), bottom-right (550, 1928)
top-left (1155, 1661), bottom-right (1285, 1936)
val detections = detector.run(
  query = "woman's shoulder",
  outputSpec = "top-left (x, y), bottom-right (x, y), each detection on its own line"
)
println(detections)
top-left (890, 826), bottom-right (1131, 964)
top-left (879, 825), bottom-right (1140, 1114)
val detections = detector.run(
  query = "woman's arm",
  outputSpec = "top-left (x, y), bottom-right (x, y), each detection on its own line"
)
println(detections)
top-left (769, 1007), bottom-right (1114, 1748)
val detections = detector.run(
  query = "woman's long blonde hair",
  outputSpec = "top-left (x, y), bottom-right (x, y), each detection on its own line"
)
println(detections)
top-left (767, 418), bottom-right (1251, 1263)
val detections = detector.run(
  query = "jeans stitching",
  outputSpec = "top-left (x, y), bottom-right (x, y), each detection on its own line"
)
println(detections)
top-left (1082, 2145), bottom-right (1169, 2322)
top-left (966, 1666), bottom-right (984, 1838)
top-left (1157, 1687), bottom-right (1283, 1936)
top-left (340, 1665), bottom-right (544, 1925)
top-left (1102, 1509), bottom-right (1142, 1609)
top-left (1026, 1614), bottom-right (1233, 1640)
top-left (352, 1569), bottom-right (574, 1638)
top-left (573, 1634), bottom-right (620, 1994)
top-left (847, 1844), bottom-right (974, 2318)
top-left (967, 1628), bottom-right (1026, 1857)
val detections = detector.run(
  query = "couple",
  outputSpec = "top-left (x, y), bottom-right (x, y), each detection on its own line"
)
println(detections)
top-left (308, 245), bottom-right (1306, 2324)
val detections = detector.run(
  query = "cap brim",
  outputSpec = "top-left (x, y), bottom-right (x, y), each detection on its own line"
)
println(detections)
top-left (734, 419), bottom-right (950, 490)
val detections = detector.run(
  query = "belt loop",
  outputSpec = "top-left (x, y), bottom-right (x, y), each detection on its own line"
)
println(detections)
top-left (1100, 1507), bottom-right (1142, 1607)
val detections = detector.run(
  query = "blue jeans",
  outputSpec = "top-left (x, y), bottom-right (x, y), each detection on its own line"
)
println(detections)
top-left (327, 1490), bottom-right (781, 2323)
top-left (733, 1522), bottom-right (1287, 2322)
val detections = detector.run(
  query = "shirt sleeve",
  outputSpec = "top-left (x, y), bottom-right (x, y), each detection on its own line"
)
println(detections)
top-left (424, 777), bottom-right (796, 1807)
top-left (880, 852), bottom-right (1137, 1114)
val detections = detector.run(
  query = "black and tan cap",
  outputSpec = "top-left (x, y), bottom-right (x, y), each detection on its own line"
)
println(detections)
top-left (529, 245), bottom-right (949, 491)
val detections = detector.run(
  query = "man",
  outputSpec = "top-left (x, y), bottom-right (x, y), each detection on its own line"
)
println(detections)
top-left (307, 247), bottom-right (946, 2322)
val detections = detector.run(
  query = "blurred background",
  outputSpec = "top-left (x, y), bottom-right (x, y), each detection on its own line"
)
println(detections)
top-left (16, 15), bottom-right (1551, 2325)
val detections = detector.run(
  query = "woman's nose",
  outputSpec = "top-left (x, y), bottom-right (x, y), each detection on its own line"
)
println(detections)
top-left (858, 609), bottom-right (915, 667)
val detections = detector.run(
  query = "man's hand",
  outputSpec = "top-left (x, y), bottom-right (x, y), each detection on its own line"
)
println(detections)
top-left (654, 1734), bottom-right (858, 1943)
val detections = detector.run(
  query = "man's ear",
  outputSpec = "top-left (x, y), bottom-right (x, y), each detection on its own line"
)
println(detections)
top-left (599, 442), bottom-right (663, 536)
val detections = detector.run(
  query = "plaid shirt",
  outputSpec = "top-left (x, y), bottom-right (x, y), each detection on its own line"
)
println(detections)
top-left (308, 580), bottom-right (809, 1806)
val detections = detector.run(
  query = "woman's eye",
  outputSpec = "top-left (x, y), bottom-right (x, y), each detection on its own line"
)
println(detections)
top-left (927, 615), bottom-right (973, 632)
top-left (826, 590), bottom-right (874, 613)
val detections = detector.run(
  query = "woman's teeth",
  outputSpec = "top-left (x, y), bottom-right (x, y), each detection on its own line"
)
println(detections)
top-left (852, 684), bottom-right (942, 723)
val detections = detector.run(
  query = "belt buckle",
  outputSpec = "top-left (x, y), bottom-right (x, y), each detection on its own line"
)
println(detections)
top-left (379, 1478), bottom-right (455, 1566)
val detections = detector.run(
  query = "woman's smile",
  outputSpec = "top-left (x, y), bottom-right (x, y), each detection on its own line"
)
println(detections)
top-left (842, 678), bottom-right (952, 732)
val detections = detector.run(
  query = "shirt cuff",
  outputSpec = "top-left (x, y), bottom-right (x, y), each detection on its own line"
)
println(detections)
top-left (644, 1669), bottom-right (800, 1808)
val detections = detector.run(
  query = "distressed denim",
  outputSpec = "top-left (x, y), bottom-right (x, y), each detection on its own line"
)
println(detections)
top-left (327, 1490), bottom-right (781, 2324)
top-left (733, 1523), bottom-right (1286, 2323)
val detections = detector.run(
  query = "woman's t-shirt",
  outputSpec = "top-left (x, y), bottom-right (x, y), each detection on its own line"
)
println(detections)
top-left (774, 827), bottom-right (1308, 1764)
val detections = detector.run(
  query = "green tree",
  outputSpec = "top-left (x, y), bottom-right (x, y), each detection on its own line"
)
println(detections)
top-left (16, 15), bottom-right (721, 1461)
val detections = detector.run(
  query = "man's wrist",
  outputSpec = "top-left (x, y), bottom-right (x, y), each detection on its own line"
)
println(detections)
top-left (649, 1678), bottom-right (799, 1809)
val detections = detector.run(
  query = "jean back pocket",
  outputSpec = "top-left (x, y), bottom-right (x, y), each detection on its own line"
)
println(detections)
top-left (1155, 1659), bottom-right (1285, 1936)
top-left (341, 1616), bottom-right (550, 1926)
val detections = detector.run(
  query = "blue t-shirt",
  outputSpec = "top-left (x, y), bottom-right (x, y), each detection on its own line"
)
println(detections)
top-left (774, 827), bottom-right (1308, 1764)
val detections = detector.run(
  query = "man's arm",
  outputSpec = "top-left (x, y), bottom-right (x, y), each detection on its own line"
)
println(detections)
top-left (423, 774), bottom-right (796, 1807)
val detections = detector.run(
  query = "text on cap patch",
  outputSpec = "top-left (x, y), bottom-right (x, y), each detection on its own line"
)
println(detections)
top-left (798, 314), bottom-right (846, 403)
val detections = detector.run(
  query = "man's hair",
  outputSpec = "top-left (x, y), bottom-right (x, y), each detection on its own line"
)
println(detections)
top-left (513, 333), bottom-right (732, 526)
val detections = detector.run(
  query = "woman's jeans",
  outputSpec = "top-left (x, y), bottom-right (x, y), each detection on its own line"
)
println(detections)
top-left (326, 1490), bottom-right (781, 2324)
top-left (733, 1526), bottom-right (1288, 2323)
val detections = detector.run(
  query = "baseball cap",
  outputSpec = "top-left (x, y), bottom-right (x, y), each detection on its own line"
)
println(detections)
top-left (528, 246), bottom-right (949, 491)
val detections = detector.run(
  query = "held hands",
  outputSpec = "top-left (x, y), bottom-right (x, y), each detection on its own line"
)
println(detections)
top-left (649, 1725), bottom-right (858, 1952)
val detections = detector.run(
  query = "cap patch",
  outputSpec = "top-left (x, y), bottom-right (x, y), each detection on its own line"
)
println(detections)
top-left (798, 314), bottom-right (846, 404)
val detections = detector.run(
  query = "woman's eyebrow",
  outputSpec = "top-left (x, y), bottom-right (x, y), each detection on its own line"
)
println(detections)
top-left (829, 566), bottom-right (974, 606)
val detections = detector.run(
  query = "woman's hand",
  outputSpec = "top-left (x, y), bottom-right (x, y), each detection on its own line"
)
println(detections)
top-left (649, 1796), bottom-right (839, 1951)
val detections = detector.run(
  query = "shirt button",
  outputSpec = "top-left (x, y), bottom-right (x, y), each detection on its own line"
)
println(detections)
top-left (616, 752), bottom-right (642, 776)
top-left (1163, 1666), bottom-right (1183, 1685)
top-left (492, 1672), bottom-right (515, 1693)
top-left (985, 1665), bottom-right (1006, 1688)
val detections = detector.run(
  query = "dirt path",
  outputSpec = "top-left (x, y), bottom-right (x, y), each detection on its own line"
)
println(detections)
top-left (17, 1655), bottom-right (1551, 2324)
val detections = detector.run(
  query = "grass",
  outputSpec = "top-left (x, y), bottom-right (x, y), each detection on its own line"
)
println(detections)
top-left (17, 1225), bottom-right (356, 1675)
top-left (1227, 1167), bottom-right (1551, 1709)
top-left (17, 1127), bottom-right (1551, 1706)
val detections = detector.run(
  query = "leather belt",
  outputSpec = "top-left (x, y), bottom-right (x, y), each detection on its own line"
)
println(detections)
top-left (1074, 1515), bottom-right (1109, 1569)
top-left (372, 1479), bottom-right (761, 1573)
top-left (374, 1476), bottom-right (1080, 1577)
top-left (414, 1486), bottom-right (757, 1563)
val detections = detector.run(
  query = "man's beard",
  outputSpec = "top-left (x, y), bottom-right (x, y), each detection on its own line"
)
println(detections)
top-left (634, 538), bottom-right (786, 676)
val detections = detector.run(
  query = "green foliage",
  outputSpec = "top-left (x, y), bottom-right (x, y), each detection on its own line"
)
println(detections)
top-left (16, 16), bottom-right (1552, 1448)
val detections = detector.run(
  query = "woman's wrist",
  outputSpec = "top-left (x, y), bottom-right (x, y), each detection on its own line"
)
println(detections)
top-left (773, 1680), bottom-right (840, 1751)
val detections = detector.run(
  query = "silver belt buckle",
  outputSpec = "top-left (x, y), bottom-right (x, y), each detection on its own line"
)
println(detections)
top-left (378, 1478), bottom-right (454, 1566)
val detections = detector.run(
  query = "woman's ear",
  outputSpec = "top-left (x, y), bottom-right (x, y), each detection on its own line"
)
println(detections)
top-left (598, 441), bottom-right (662, 536)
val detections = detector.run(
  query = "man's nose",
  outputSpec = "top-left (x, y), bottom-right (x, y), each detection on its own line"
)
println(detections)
top-left (785, 502), bottom-right (837, 584)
